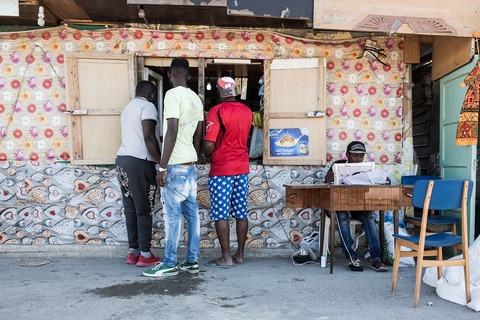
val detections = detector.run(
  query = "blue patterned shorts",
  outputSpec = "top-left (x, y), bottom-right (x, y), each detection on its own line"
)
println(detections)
top-left (208, 174), bottom-right (249, 220)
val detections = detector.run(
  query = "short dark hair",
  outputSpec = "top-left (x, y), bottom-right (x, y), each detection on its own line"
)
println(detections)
top-left (170, 57), bottom-right (189, 71)
top-left (135, 80), bottom-right (156, 96)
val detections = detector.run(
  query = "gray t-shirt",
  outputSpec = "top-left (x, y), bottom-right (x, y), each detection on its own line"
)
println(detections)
top-left (117, 97), bottom-right (158, 161)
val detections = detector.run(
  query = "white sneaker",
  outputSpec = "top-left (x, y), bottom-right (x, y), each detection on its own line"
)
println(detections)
top-left (179, 261), bottom-right (199, 274)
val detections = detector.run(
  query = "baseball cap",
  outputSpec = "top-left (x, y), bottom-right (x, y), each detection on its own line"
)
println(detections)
top-left (217, 76), bottom-right (237, 98)
top-left (346, 141), bottom-right (366, 154)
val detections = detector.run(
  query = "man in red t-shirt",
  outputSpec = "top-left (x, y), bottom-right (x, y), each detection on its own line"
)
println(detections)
top-left (203, 76), bottom-right (253, 268)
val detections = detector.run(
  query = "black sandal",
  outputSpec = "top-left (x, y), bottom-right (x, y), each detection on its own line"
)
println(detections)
top-left (370, 260), bottom-right (389, 272)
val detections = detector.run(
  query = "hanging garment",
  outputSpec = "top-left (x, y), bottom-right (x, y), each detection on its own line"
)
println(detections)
top-left (456, 60), bottom-right (480, 146)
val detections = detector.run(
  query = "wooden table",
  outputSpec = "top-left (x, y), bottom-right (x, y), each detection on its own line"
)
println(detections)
top-left (284, 184), bottom-right (412, 273)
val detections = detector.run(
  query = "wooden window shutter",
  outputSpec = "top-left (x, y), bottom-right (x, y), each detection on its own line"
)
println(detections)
top-left (66, 54), bottom-right (134, 165)
top-left (432, 36), bottom-right (474, 81)
top-left (263, 58), bottom-right (327, 165)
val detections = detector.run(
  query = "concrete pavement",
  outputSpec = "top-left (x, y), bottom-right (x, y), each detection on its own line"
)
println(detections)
top-left (0, 246), bottom-right (477, 320)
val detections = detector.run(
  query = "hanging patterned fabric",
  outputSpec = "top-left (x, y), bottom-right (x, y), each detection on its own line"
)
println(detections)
top-left (456, 60), bottom-right (480, 146)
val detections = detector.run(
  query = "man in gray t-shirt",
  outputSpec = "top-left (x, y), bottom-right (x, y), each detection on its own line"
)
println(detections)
top-left (115, 81), bottom-right (162, 267)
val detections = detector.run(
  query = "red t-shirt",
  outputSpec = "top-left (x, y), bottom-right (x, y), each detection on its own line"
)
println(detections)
top-left (204, 101), bottom-right (253, 176)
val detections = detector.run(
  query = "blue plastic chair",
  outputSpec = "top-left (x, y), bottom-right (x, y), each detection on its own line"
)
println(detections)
top-left (401, 175), bottom-right (439, 185)
top-left (392, 179), bottom-right (473, 307)
top-left (401, 175), bottom-right (459, 238)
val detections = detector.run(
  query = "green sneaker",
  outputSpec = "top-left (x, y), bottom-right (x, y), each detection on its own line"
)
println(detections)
top-left (143, 262), bottom-right (178, 277)
top-left (179, 261), bottom-right (199, 274)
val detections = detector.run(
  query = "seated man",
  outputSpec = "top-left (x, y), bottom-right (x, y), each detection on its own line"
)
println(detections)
top-left (324, 141), bottom-right (389, 272)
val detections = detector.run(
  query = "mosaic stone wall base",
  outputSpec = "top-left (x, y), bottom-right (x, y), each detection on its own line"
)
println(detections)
top-left (0, 161), bottom-right (414, 250)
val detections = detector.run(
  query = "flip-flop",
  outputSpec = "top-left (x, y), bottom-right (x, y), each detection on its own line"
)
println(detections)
top-left (204, 261), bottom-right (232, 268)
top-left (232, 256), bottom-right (246, 265)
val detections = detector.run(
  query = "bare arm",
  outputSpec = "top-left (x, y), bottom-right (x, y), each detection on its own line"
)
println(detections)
top-left (157, 118), bottom-right (179, 186)
top-left (142, 119), bottom-right (161, 164)
top-left (203, 140), bottom-right (215, 159)
top-left (324, 168), bottom-right (334, 183)
top-left (193, 121), bottom-right (203, 159)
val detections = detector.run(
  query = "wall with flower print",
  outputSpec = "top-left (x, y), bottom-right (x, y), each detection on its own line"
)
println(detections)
top-left (0, 27), bottom-right (413, 249)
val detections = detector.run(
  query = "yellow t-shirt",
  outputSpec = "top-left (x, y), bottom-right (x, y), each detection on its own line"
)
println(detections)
top-left (162, 86), bottom-right (204, 164)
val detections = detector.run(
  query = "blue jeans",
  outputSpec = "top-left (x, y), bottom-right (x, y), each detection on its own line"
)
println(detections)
top-left (336, 210), bottom-right (381, 262)
top-left (161, 164), bottom-right (200, 267)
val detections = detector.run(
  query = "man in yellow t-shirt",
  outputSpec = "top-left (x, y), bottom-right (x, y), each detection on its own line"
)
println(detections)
top-left (143, 58), bottom-right (204, 278)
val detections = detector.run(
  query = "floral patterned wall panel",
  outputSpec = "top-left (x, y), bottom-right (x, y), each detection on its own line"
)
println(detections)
top-left (0, 27), bottom-right (405, 163)
top-left (0, 27), bottom-right (411, 249)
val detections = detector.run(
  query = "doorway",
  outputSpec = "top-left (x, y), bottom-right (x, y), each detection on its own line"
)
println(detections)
top-left (412, 47), bottom-right (479, 240)
top-left (141, 57), bottom-right (264, 153)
